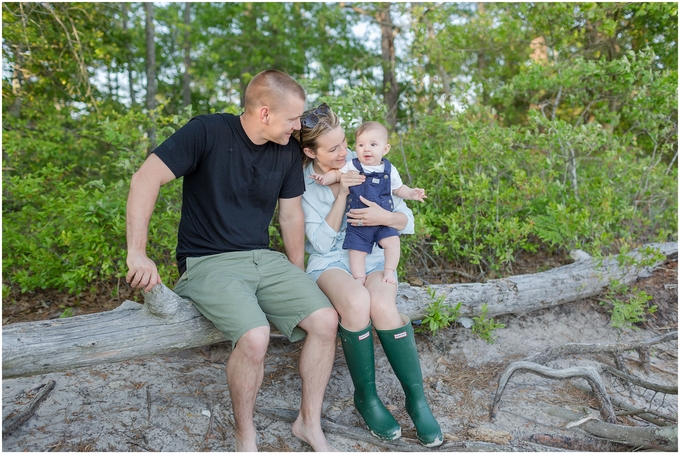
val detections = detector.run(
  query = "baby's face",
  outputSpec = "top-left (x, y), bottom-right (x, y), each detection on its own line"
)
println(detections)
top-left (355, 129), bottom-right (389, 166)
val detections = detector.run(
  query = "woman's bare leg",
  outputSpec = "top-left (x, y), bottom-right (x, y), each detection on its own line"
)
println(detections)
top-left (317, 268), bottom-right (371, 330)
top-left (364, 271), bottom-right (404, 330)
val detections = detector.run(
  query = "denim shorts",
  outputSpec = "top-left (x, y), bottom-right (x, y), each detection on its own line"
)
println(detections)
top-left (307, 260), bottom-right (396, 283)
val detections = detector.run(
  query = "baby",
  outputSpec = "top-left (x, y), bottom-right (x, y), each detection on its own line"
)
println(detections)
top-left (310, 121), bottom-right (426, 285)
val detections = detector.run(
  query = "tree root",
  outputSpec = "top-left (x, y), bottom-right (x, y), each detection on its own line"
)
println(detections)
top-left (572, 383), bottom-right (677, 427)
top-left (547, 407), bottom-right (678, 452)
top-left (525, 331), bottom-right (678, 366)
top-left (601, 364), bottom-right (678, 395)
top-left (2, 380), bottom-right (56, 438)
top-left (525, 433), bottom-right (614, 451)
top-left (489, 361), bottom-right (617, 423)
top-left (491, 333), bottom-right (679, 451)
top-left (255, 407), bottom-right (427, 452)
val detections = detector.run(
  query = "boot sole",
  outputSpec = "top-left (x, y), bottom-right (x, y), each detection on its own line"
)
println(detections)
top-left (369, 428), bottom-right (402, 441)
top-left (419, 434), bottom-right (443, 447)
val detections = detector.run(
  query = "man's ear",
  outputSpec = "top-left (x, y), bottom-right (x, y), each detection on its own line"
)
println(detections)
top-left (260, 106), bottom-right (270, 125)
top-left (383, 143), bottom-right (391, 156)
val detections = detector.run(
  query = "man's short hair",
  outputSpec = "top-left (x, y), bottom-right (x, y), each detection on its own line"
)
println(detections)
top-left (244, 70), bottom-right (306, 113)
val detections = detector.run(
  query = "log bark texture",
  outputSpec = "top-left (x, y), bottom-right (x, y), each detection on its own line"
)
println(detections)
top-left (396, 242), bottom-right (677, 319)
top-left (2, 242), bottom-right (676, 379)
top-left (548, 407), bottom-right (678, 451)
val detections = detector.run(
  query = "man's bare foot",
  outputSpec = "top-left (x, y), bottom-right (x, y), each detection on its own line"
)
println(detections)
top-left (234, 429), bottom-right (258, 452)
top-left (292, 416), bottom-right (339, 452)
top-left (354, 276), bottom-right (366, 286)
top-left (382, 269), bottom-right (397, 284)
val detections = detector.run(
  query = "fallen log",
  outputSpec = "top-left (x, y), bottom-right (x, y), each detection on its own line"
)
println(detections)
top-left (2, 242), bottom-right (676, 379)
top-left (397, 242), bottom-right (677, 319)
top-left (3, 284), bottom-right (225, 379)
top-left (548, 407), bottom-right (678, 452)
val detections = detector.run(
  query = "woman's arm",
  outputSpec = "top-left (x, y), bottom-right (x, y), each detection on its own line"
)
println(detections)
top-left (302, 196), bottom-right (340, 254)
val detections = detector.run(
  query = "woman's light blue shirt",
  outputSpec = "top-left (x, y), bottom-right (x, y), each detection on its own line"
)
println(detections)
top-left (302, 150), bottom-right (415, 274)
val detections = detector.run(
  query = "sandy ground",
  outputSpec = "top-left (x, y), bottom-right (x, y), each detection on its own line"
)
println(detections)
top-left (2, 260), bottom-right (677, 463)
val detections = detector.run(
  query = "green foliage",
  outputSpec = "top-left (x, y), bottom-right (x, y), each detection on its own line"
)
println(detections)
top-left (1, 2), bottom-right (677, 298)
top-left (471, 305), bottom-right (506, 344)
top-left (399, 45), bottom-right (676, 276)
top-left (601, 280), bottom-right (658, 329)
top-left (60, 307), bottom-right (74, 319)
top-left (2, 108), bottom-right (180, 295)
top-left (415, 287), bottom-right (461, 336)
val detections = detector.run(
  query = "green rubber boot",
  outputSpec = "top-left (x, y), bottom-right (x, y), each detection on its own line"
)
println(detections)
top-left (376, 315), bottom-right (443, 447)
top-left (338, 321), bottom-right (401, 441)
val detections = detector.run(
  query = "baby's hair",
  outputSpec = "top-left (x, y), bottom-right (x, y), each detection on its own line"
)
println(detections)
top-left (355, 121), bottom-right (389, 141)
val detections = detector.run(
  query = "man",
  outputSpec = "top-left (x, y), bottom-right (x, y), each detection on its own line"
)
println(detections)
top-left (125, 70), bottom-right (339, 452)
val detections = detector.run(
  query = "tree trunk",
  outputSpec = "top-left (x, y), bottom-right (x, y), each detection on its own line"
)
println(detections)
top-left (145, 2), bottom-right (157, 149)
top-left (10, 45), bottom-right (23, 118)
top-left (182, 2), bottom-right (191, 109)
top-left (378, 3), bottom-right (399, 131)
top-left (122, 3), bottom-right (136, 107)
top-left (2, 243), bottom-right (675, 379)
top-left (476, 2), bottom-right (489, 106)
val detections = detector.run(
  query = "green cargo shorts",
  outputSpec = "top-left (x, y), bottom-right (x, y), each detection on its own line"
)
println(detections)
top-left (174, 250), bottom-right (333, 345)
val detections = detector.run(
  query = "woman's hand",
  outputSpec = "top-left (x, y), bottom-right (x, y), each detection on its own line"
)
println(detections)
top-left (347, 196), bottom-right (402, 228)
top-left (339, 170), bottom-right (365, 196)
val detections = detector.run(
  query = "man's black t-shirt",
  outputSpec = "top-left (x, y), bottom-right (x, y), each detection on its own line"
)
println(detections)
top-left (153, 113), bottom-right (304, 274)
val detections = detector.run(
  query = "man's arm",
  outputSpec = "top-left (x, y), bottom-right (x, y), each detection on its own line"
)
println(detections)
top-left (278, 196), bottom-right (305, 269)
top-left (126, 153), bottom-right (177, 291)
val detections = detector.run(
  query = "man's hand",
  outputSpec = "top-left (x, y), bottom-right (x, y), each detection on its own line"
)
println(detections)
top-left (126, 251), bottom-right (162, 292)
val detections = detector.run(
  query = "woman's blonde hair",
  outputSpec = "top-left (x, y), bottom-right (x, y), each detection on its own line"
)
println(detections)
top-left (292, 104), bottom-right (341, 167)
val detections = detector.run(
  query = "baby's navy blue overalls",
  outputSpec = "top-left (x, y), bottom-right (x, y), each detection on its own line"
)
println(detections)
top-left (342, 157), bottom-right (400, 254)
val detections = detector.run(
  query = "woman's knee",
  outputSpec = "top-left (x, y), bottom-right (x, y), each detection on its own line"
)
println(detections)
top-left (365, 281), bottom-right (401, 328)
top-left (337, 291), bottom-right (372, 329)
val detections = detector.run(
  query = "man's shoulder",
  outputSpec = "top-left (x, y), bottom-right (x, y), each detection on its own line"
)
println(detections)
top-left (190, 112), bottom-right (238, 128)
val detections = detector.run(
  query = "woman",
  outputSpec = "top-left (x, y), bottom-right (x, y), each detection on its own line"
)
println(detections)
top-left (293, 103), bottom-right (443, 448)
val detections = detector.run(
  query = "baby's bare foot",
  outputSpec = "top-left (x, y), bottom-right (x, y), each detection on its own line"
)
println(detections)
top-left (382, 270), bottom-right (397, 284)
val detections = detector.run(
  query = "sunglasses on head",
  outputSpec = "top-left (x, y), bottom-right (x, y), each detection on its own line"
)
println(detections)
top-left (301, 102), bottom-right (331, 129)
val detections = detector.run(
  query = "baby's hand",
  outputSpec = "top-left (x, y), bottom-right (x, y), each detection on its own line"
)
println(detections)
top-left (309, 173), bottom-right (329, 186)
top-left (411, 188), bottom-right (427, 202)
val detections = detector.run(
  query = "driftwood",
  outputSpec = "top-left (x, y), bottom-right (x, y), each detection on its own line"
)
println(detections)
top-left (2, 242), bottom-right (676, 379)
top-left (548, 407), bottom-right (678, 452)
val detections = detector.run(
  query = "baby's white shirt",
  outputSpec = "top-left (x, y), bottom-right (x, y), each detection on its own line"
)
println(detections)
top-left (339, 160), bottom-right (403, 191)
